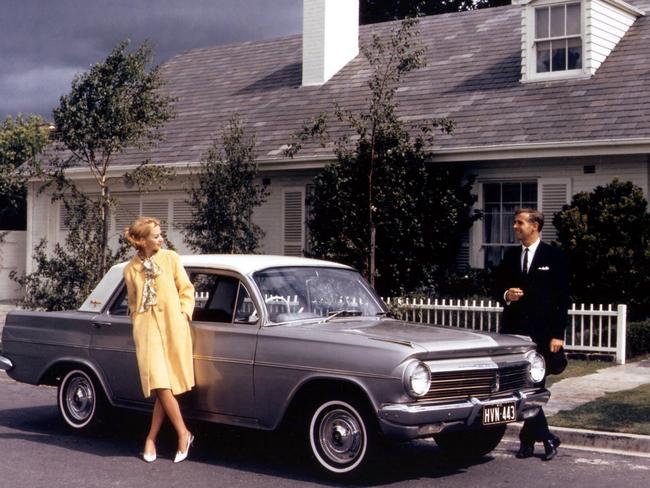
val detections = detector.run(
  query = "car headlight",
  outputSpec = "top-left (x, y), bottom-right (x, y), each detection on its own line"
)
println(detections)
top-left (404, 361), bottom-right (431, 398)
top-left (526, 350), bottom-right (546, 383)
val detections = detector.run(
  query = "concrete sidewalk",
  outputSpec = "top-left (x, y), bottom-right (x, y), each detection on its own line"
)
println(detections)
top-left (506, 359), bottom-right (650, 456)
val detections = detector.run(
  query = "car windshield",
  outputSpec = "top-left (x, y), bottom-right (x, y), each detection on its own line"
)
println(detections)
top-left (253, 266), bottom-right (386, 324)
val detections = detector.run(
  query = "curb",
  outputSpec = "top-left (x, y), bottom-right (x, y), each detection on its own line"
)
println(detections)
top-left (505, 423), bottom-right (650, 455)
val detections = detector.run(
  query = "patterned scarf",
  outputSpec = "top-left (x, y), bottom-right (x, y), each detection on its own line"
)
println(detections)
top-left (138, 255), bottom-right (162, 312)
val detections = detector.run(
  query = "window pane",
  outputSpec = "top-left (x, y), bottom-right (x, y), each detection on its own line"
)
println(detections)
top-left (484, 183), bottom-right (501, 203)
top-left (552, 40), bottom-right (567, 71)
top-left (485, 246), bottom-right (504, 268)
top-left (484, 212), bottom-right (500, 244)
top-left (522, 183), bottom-right (537, 205)
top-left (191, 273), bottom-right (238, 323)
top-left (536, 41), bottom-right (551, 72)
top-left (567, 37), bottom-right (582, 69)
top-left (235, 283), bottom-right (257, 323)
top-left (535, 7), bottom-right (549, 39)
top-left (502, 183), bottom-right (520, 203)
top-left (502, 204), bottom-right (518, 243)
top-left (567, 3), bottom-right (581, 35)
top-left (551, 5), bottom-right (565, 37)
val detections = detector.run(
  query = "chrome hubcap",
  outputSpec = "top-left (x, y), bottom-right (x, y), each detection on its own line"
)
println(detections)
top-left (319, 409), bottom-right (362, 464)
top-left (66, 377), bottom-right (94, 421)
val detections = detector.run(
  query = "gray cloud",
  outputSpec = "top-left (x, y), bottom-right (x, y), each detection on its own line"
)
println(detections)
top-left (0, 0), bottom-right (302, 120)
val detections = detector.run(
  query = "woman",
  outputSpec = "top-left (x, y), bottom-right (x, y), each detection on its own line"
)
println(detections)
top-left (123, 217), bottom-right (195, 463)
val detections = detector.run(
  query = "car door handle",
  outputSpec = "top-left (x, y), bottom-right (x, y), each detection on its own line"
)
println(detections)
top-left (92, 321), bottom-right (112, 328)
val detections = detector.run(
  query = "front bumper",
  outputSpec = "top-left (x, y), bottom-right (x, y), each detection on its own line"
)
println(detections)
top-left (378, 388), bottom-right (550, 440)
top-left (0, 354), bottom-right (13, 371)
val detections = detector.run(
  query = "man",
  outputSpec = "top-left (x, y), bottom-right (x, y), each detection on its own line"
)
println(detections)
top-left (496, 208), bottom-right (569, 461)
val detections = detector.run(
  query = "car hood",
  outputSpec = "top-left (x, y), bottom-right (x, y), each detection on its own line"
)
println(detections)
top-left (297, 317), bottom-right (534, 359)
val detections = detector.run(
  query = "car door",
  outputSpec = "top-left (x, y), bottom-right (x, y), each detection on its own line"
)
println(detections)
top-left (89, 284), bottom-right (146, 404)
top-left (187, 269), bottom-right (259, 419)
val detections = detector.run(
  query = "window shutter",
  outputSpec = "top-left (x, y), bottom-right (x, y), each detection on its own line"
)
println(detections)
top-left (114, 197), bottom-right (140, 233)
top-left (455, 230), bottom-right (470, 270)
top-left (142, 199), bottom-right (170, 232)
top-left (283, 189), bottom-right (304, 257)
top-left (59, 202), bottom-right (70, 232)
top-left (539, 178), bottom-right (571, 242)
top-left (172, 199), bottom-right (193, 228)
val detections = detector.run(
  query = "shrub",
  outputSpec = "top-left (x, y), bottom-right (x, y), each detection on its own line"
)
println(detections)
top-left (627, 320), bottom-right (650, 359)
top-left (553, 179), bottom-right (650, 321)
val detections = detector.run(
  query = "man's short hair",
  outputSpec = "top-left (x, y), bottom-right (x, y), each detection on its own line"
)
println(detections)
top-left (515, 208), bottom-right (544, 231)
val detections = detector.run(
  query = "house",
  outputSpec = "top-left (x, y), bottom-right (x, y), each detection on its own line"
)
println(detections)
top-left (5, 0), bottom-right (650, 300)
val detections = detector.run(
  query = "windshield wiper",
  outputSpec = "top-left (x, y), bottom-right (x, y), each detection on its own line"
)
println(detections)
top-left (323, 309), bottom-right (363, 322)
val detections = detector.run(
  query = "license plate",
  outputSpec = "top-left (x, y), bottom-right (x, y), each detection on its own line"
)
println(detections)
top-left (482, 402), bottom-right (517, 425)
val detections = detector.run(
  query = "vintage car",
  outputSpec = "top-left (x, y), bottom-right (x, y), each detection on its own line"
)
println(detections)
top-left (0, 255), bottom-right (549, 476)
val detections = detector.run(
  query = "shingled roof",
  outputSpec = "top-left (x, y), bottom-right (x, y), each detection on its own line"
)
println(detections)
top-left (111, 0), bottom-right (650, 168)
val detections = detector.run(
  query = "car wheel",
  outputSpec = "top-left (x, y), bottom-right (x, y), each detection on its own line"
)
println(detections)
top-left (308, 397), bottom-right (375, 476)
top-left (434, 424), bottom-right (507, 461)
top-left (57, 369), bottom-right (106, 431)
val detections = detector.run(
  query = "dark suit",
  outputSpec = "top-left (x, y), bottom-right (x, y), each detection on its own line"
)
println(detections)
top-left (496, 241), bottom-right (569, 444)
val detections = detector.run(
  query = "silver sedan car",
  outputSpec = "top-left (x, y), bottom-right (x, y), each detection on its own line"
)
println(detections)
top-left (0, 255), bottom-right (548, 477)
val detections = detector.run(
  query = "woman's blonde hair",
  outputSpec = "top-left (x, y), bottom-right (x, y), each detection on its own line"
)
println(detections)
top-left (123, 217), bottom-right (161, 250)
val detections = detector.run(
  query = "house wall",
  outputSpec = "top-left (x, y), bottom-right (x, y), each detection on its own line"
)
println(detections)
top-left (0, 231), bottom-right (26, 300)
top-left (10, 154), bottom-right (649, 300)
top-left (464, 153), bottom-right (649, 268)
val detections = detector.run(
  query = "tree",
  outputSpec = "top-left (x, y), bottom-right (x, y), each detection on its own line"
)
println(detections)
top-left (11, 188), bottom-right (129, 311)
top-left (51, 39), bottom-right (175, 275)
top-left (288, 18), bottom-right (479, 295)
top-left (12, 40), bottom-right (175, 310)
top-left (360, 0), bottom-right (511, 24)
top-left (0, 115), bottom-right (49, 235)
top-left (553, 179), bottom-right (650, 320)
top-left (183, 115), bottom-right (269, 253)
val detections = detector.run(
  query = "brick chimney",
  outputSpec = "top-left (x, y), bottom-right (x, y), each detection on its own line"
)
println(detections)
top-left (302, 0), bottom-right (359, 86)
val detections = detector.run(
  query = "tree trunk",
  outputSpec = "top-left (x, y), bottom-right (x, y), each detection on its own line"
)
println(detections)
top-left (100, 185), bottom-right (109, 276)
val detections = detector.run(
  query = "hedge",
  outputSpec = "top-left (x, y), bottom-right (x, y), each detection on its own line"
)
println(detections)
top-left (627, 320), bottom-right (650, 359)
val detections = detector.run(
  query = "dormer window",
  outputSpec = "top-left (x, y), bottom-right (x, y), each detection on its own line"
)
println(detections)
top-left (517, 0), bottom-right (645, 83)
top-left (534, 2), bottom-right (582, 73)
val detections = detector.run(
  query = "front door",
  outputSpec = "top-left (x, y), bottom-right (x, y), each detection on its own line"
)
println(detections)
top-left (187, 270), bottom-right (259, 420)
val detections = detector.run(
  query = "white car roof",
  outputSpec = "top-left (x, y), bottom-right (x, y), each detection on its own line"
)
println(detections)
top-left (79, 254), bottom-right (352, 313)
top-left (178, 254), bottom-right (352, 275)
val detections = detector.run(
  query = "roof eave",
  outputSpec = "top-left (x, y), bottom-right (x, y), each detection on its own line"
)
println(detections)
top-left (431, 138), bottom-right (650, 162)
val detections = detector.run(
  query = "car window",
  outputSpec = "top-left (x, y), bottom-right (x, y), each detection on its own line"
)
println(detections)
top-left (191, 272), bottom-right (257, 324)
top-left (108, 285), bottom-right (129, 316)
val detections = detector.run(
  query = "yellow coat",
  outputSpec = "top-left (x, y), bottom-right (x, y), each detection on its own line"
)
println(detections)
top-left (123, 249), bottom-right (195, 398)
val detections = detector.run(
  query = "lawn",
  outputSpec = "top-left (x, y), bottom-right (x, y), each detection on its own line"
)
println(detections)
top-left (545, 358), bottom-right (613, 388)
top-left (549, 383), bottom-right (650, 435)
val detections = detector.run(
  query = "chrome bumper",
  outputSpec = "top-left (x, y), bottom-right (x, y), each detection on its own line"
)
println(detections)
top-left (0, 354), bottom-right (13, 371)
top-left (378, 388), bottom-right (550, 440)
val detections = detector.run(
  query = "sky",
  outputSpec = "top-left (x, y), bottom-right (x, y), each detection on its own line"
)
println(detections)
top-left (0, 0), bottom-right (303, 121)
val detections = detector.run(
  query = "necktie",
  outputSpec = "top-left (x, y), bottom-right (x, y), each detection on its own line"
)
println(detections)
top-left (523, 247), bottom-right (529, 274)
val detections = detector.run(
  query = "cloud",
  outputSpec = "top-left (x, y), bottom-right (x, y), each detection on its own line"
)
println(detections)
top-left (0, 66), bottom-right (83, 118)
top-left (0, 0), bottom-right (303, 119)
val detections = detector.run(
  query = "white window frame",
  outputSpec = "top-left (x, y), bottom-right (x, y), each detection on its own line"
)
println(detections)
top-left (525, 0), bottom-right (588, 81)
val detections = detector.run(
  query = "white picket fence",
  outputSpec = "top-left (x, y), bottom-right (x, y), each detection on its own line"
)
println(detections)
top-left (383, 298), bottom-right (627, 364)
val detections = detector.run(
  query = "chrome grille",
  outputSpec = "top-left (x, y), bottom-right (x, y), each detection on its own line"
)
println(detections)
top-left (419, 363), bottom-right (530, 403)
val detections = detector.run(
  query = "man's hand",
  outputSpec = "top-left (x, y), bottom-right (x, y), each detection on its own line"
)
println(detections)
top-left (506, 288), bottom-right (524, 302)
top-left (549, 338), bottom-right (564, 353)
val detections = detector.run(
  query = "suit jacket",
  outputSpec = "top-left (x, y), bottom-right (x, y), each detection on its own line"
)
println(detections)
top-left (495, 241), bottom-right (569, 355)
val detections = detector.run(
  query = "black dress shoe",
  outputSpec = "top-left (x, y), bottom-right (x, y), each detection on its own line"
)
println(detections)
top-left (516, 443), bottom-right (535, 459)
top-left (542, 436), bottom-right (561, 461)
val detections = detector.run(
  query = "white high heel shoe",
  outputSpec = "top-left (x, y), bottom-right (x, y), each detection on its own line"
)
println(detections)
top-left (173, 434), bottom-right (194, 463)
top-left (142, 451), bottom-right (157, 463)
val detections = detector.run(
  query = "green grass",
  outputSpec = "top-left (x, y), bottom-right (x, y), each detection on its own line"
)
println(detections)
top-left (549, 383), bottom-right (650, 435)
top-left (545, 359), bottom-right (612, 387)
